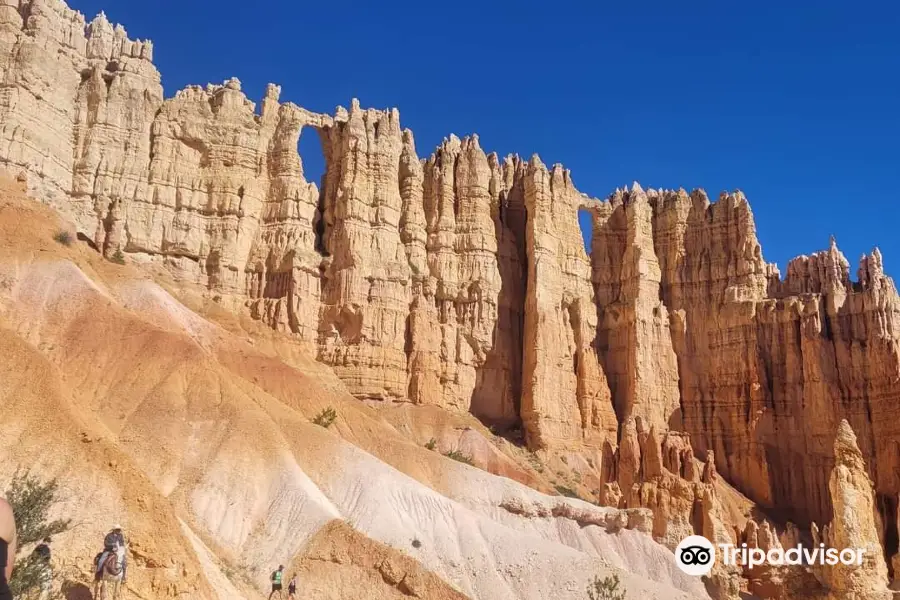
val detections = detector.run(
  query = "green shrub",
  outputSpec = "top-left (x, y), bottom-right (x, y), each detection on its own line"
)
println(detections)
top-left (443, 449), bottom-right (474, 466)
top-left (110, 248), bottom-right (126, 265)
top-left (6, 473), bottom-right (71, 597)
top-left (424, 438), bottom-right (437, 451)
top-left (53, 231), bottom-right (72, 246)
top-left (526, 452), bottom-right (545, 474)
top-left (312, 407), bottom-right (337, 428)
top-left (587, 573), bottom-right (626, 600)
top-left (554, 484), bottom-right (579, 499)
top-left (10, 553), bottom-right (50, 598)
top-left (6, 473), bottom-right (70, 548)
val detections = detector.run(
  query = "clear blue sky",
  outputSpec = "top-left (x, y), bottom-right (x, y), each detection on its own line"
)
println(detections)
top-left (74, 0), bottom-right (899, 275)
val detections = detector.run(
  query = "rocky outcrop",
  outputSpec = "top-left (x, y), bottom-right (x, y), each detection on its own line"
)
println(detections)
top-left (601, 418), bottom-right (727, 549)
top-left (813, 420), bottom-right (891, 600)
top-left (0, 2), bottom-right (162, 226)
top-left (1, 0), bottom-right (613, 447)
top-left (600, 186), bottom-right (900, 539)
top-left (596, 418), bottom-right (744, 599)
top-left (521, 158), bottom-right (616, 449)
top-left (406, 136), bottom-right (518, 423)
top-left (5, 5), bottom-right (900, 587)
top-left (317, 102), bottom-right (410, 398)
top-left (247, 92), bottom-right (331, 347)
top-left (588, 185), bottom-right (680, 430)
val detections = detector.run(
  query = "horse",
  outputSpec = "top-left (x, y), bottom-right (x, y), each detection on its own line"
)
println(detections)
top-left (93, 544), bottom-right (126, 600)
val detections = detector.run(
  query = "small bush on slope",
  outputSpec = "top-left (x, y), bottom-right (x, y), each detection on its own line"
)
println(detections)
top-left (312, 407), bottom-right (337, 428)
top-left (110, 248), bottom-right (126, 264)
top-left (52, 231), bottom-right (72, 246)
top-left (587, 573), bottom-right (626, 600)
top-left (554, 484), bottom-right (581, 499)
top-left (443, 449), bottom-right (474, 466)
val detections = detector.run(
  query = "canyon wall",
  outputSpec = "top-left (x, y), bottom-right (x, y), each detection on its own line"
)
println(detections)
top-left (4, 0), bottom-right (900, 559)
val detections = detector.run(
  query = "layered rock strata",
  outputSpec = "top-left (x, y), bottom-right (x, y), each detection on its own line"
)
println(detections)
top-left (5, 4), bottom-right (900, 573)
top-left (597, 187), bottom-right (900, 539)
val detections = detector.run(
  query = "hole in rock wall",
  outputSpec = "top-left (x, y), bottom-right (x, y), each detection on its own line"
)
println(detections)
top-left (299, 128), bottom-right (326, 190)
top-left (298, 127), bottom-right (329, 257)
top-left (578, 208), bottom-right (594, 254)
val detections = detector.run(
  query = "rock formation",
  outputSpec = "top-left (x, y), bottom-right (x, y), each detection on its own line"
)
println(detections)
top-left (3, 2), bottom-right (900, 591)
top-left (605, 186), bottom-right (900, 541)
top-left (813, 420), bottom-right (891, 599)
top-left (521, 158), bottom-right (616, 449)
top-left (406, 136), bottom-right (521, 424)
top-left (317, 102), bottom-right (410, 398)
top-left (589, 185), bottom-right (681, 430)
top-left (599, 415), bottom-right (741, 600)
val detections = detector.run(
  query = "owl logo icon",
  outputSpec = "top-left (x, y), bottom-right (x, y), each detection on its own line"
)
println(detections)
top-left (675, 536), bottom-right (716, 576)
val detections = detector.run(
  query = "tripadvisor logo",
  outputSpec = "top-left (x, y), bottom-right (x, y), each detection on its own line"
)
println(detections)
top-left (674, 535), bottom-right (868, 576)
top-left (675, 536), bottom-right (716, 576)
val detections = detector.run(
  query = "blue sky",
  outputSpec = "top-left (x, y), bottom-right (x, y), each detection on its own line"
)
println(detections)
top-left (74, 0), bottom-right (899, 275)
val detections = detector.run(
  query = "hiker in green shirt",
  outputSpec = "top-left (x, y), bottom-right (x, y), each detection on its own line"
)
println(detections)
top-left (268, 565), bottom-right (285, 600)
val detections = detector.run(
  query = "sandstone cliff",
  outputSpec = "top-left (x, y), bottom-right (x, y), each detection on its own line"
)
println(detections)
top-left (0, 0), bottom-right (621, 453)
top-left (3, 0), bottom-right (900, 595)
top-left (0, 178), bottom-right (707, 600)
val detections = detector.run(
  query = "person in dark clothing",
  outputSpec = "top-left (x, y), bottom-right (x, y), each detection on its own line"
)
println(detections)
top-left (96, 525), bottom-right (127, 581)
top-left (0, 496), bottom-right (17, 600)
top-left (33, 538), bottom-right (52, 600)
top-left (33, 539), bottom-right (51, 561)
top-left (287, 574), bottom-right (297, 599)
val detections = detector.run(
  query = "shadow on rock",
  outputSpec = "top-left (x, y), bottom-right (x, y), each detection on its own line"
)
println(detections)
top-left (61, 580), bottom-right (93, 600)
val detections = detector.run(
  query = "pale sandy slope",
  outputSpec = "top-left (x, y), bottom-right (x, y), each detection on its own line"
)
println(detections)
top-left (0, 178), bottom-right (709, 599)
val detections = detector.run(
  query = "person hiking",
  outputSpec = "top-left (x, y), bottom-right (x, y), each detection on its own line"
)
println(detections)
top-left (32, 538), bottom-right (52, 600)
top-left (268, 565), bottom-right (285, 600)
top-left (33, 538), bottom-right (51, 561)
top-left (287, 574), bottom-right (297, 599)
top-left (0, 497), bottom-right (16, 600)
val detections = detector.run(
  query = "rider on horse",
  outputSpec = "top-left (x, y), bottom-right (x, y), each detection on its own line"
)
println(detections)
top-left (95, 525), bottom-right (127, 588)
